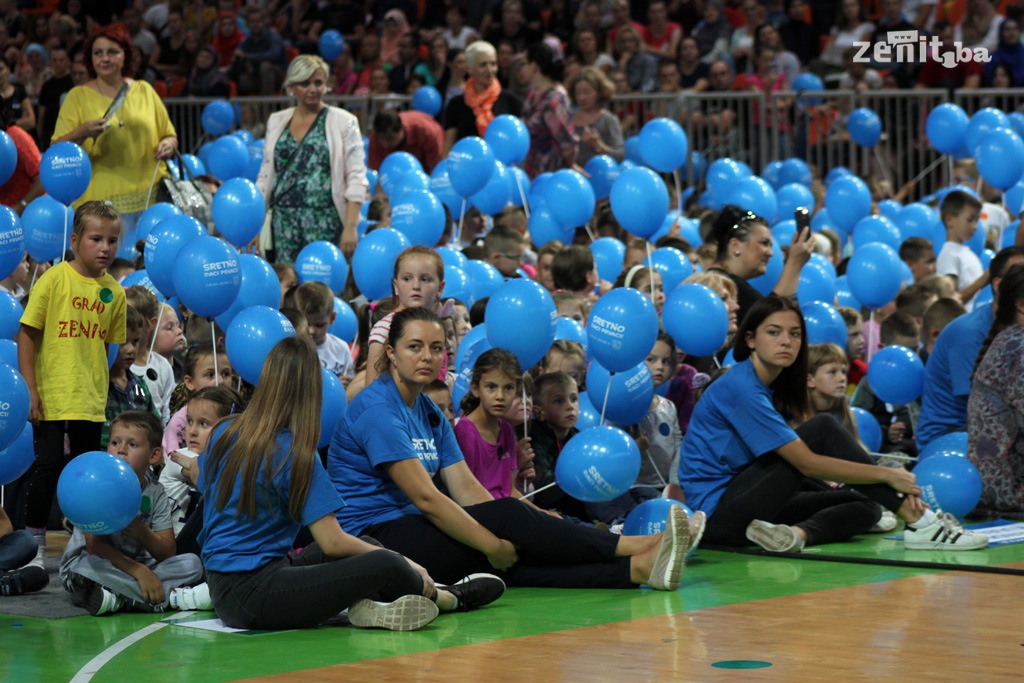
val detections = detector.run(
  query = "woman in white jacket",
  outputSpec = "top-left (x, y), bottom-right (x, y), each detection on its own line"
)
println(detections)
top-left (256, 54), bottom-right (367, 263)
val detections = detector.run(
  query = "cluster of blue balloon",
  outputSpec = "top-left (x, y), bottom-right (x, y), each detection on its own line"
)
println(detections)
top-left (188, 100), bottom-right (262, 184)
top-left (926, 103), bottom-right (1024, 191)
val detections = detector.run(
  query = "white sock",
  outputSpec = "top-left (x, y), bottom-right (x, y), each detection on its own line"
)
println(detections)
top-left (907, 508), bottom-right (937, 529)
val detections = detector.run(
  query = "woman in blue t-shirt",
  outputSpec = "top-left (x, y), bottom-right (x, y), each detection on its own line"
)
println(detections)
top-left (679, 295), bottom-right (989, 552)
top-left (328, 307), bottom-right (698, 591)
top-left (199, 337), bottom-right (487, 631)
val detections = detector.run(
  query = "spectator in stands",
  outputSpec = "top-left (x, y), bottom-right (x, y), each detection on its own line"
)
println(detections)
top-left (748, 46), bottom-right (792, 174)
top-left (915, 20), bottom-right (982, 90)
top-left (838, 46), bottom-right (883, 91)
top-left (183, 0), bottom-right (218, 44)
top-left (905, 0), bottom-right (938, 29)
top-left (414, 34), bottom-right (449, 89)
top-left (19, 43), bottom-right (51, 100)
top-left (70, 49), bottom-right (87, 86)
top-left (869, 0), bottom-right (917, 87)
top-left (521, 42), bottom-right (577, 177)
top-left (485, 0), bottom-right (541, 54)
top-left (48, 13), bottom-right (84, 55)
top-left (642, 0), bottom-right (683, 61)
top-left (329, 43), bottom-right (358, 95)
top-left (606, 0), bottom-right (644, 50)
top-left (780, 0), bottom-right (820, 66)
top-left (36, 47), bottom-right (72, 151)
top-left (354, 32), bottom-right (383, 94)
top-left (568, 66), bottom-right (624, 166)
top-left (730, 0), bottom-right (767, 74)
top-left (443, 48), bottom-right (467, 107)
top-left (689, 60), bottom-right (740, 158)
top-left (573, 28), bottom-right (616, 74)
top-left (817, 0), bottom-right (874, 73)
top-left (651, 59), bottom-right (689, 122)
top-left (984, 18), bottom-right (1024, 86)
top-left (955, 0), bottom-right (1003, 54)
top-left (0, 0), bottom-right (26, 48)
top-left (151, 10), bottom-right (188, 81)
top-left (443, 40), bottom-right (521, 154)
top-left (388, 31), bottom-right (421, 93)
top-left (0, 96), bottom-right (43, 213)
top-left (542, 0), bottom-right (574, 46)
top-left (182, 46), bottom-right (229, 97)
top-left (692, 0), bottom-right (733, 66)
top-left (367, 109), bottom-right (444, 174)
top-left (0, 59), bottom-right (33, 133)
top-left (211, 12), bottom-right (244, 70)
top-left (380, 9), bottom-right (410, 68)
top-left (316, 0), bottom-right (367, 45)
top-left (124, 6), bottom-right (157, 62)
top-left (678, 35), bottom-right (710, 90)
top-left (615, 24), bottom-right (658, 92)
top-left (441, 4), bottom-right (479, 51)
top-left (236, 7), bottom-right (287, 96)
top-left (752, 23), bottom-right (800, 89)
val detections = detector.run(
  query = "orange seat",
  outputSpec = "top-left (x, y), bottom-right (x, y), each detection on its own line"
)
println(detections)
top-left (227, 80), bottom-right (238, 98)
top-left (169, 79), bottom-right (186, 97)
top-left (153, 80), bottom-right (168, 98)
top-left (285, 46), bottom-right (299, 63)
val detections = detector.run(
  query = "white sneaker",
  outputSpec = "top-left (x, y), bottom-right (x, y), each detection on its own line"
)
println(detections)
top-left (169, 583), bottom-right (213, 611)
top-left (903, 512), bottom-right (989, 550)
top-left (745, 520), bottom-right (805, 553)
top-left (869, 510), bottom-right (898, 533)
top-left (347, 595), bottom-right (439, 631)
top-left (647, 504), bottom-right (689, 591)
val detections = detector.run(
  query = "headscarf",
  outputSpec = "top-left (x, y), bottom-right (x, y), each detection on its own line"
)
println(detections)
top-left (211, 12), bottom-right (244, 68)
top-left (24, 43), bottom-right (48, 66)
top-left (986, 19), bottom-right (1024, 86)
top-left (188, 47), bottom-right (229, 95)
top-left (380, 9), bottom-right (410, 66)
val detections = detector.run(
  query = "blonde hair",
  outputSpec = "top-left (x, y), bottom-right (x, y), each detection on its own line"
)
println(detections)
top-left (567, 66), bottom-right (615, 105)
top-left (465, 40), bottom-right (496, 69)
top-left (206, 337), bottom-right (322, 522)
top-left (806, 343), bottom-right (858, 439)
top-left (73, 200), bottom-right (122, 239)
top-left (685, 271), bottom-right (737, 299)
top-left (294, 281), bottom-right (334, 318)
top-left (285, 54), bottom-right (329, 87)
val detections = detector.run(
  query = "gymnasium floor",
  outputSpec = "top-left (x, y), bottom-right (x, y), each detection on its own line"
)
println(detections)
top-left (2, 529), bottom-right (1022, 682)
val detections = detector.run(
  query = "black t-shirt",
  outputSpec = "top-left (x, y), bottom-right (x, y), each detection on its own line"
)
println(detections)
top-left (37, 74), bottom-right (74, 150)
top-left (4, 82), bottom-right (27, 123)
top-left (679, 62), bottom-right (709, 89)
top-left (708, 266), bottom-right (764, 331)
top-left (442, 90), bottom-right (522, 142)
top-left (157, 35), bottom-right (185, 70)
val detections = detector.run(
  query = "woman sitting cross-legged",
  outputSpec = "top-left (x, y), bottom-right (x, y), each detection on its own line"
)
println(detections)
top-left (327, 307), bottom-right (702, 591)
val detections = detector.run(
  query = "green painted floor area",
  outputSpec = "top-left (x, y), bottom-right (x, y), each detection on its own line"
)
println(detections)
top-left (2, 545), bottom-right (986, 683)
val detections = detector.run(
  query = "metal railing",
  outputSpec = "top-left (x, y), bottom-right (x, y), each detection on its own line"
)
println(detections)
top-left (165, 88), bottom-right (1024, 201)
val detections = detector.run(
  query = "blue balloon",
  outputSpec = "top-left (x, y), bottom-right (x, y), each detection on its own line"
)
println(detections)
top-left (485, 279), bottom-right (557, 369)
top-left (429, 160), bottom-right (464, 216)
top-left (201, 100), bottom-right (234, 136)
top-left (663, 283), bottom-right (728, 356)
top-left (544, 169), bottom-right (595, 229)
top-left (0, 362), bottom-right (28, 449)
top-left (728, 176), bottom-right (777, 224)
top-left (707, 158), bottom-right (748, 200)
top-left (852, 407), bottom-right (882, 452)
top-left (852, 214), bottom-right (901, 250)
top-left (801, 301), bottom-right (847, 347)
top-left (172, 152), bottom-right (206, 179)
top-left (779, 158), bottom-right (813, 187)
top-left (647, 247), bottom-right (693, 291)
top-left (57, 451), bottom-right (141, 535)
top-left (484, 114), bottom-right (529, 165)
top-left (392, 189), bottom-right (446, 246)
top-left (447, 136), bottom-right (495, 197)
top-left (867, 345), bottom-right (924, 405)
top-left (411, 85), bottom-right (442, 116)
top-left (328, 297), bottom-right (356, 342)
top-left (22, 195), bottom-right (73, 262)
top-left (811, 207), bottom-right (836, 233)
top-left (144, 214), bottom-right (206, 297)
top-left (320, 367), bottom-right (348, 448)
top-left (0, 338), bottom-right (14, 367)
top-left (776, 183), bottom-right (815, 218)
top-left (120, 269), bottom-right (165, 302)
top-left (508, 166), bottom-right (529, 206)
top-left (215, 254), bottom-right (281, 330)
top-left (0, 421), bottom-right (32, 485)
top-left (351, 228), bottom-right (410, 300)
top-left (623, 498), bottom-right (690, 536)
top-left (895, 203), bottom-right (939, 243)
top-left (379, 151), bottom-right (424, 197)
top-left (809, 252), bottom-right (837, 280)
top-left (976, 127), bottom-right (1024, 190)
top-left (1003, 220), bottom-right (1020, 249)
top-left (319, 29), bottom-right (344, 61)
top-left (846, 242), bottom-right (902, 309)
top-left (965, 107), bottom-right (1009, 155)
top-left (772, 219), bottom-right (796, 247)
top-left (233, 129), bottom-right (255, 145)
top-left (436, 245), bottom-right (467, 271)
top-left (443, 263), bottom-right (473, 305)
top-left (825, 175), bottom-right (872, 231)
top-left (0, 129), bottom-right (15, 185)
top-left (877, 199), bottom-right (901, 220)
top-left (554, 317), bottom-right (588, 351)
top-left (624, 135), bottom-right (643, 163)
top-left (366, 168), bottom-right (379, 196)
top-left (391, 169), bottom-right (432, 199)
top-left (211, 177), bottom-right (265, 247)
top-left (172, 236), bottom-right (242, 318)
top-left (40, 141), bottom-right (91, 204)
top-left (587, 288), bottom-right (659, 372)
top-left (797, 261), bottom-right (837, 305)
top-left (926, 103), bottom-right (969, 154)
top-left (919, 431), bottom-right (967, 460)
top-left (586, 361), bottom-right (654, 425)
top-left (529, 203), bottom-right (574, 247)
top-left (0, 207), bottom-right (23, 280)
top-left (791, 72), bottom-right (824, 104)
top-left (576, 391), bottom-right (602, 431)
top-left (639, 117), bottom-right (688, 172)
top-left (465, 260), bottom-right (503, 301)
top-left (762, 160), bottom-right (784, 189)
top-left (1011, 111), bottom-right (1024, 137)
top-left (681, 151), bottom-right (708, 183)
top-left (197, 141), bottom-right (215, 166)
top-left (555, 426), bottom-right (641, 503)
top-left (136, 203), bottom-right (181, 240)
top-left (825, 166), bottom-right (853, 186)
top-left (456, 324), bottom-right (491, 373)
top-left (0, 292), bottom-right (20, 340)
top-left (847, 107), bottom-right (882, 147)
top-left (470, 163), bottom-right (512, 216)
top-left (914, 454), bottom-right (982, 519)
top-left (226, 305), bottom-right (296, 384)
top-left (584, 155), bottom-right (619, 200)
top-left (835, 274), bottom-right (860, 309)
top-left (748, 241), bottom-right (784, 296)
top-left (207, 135), bottom-right (249, 180)
top-left (610, 167), bottom-right (669, 238)
top-left (591, 237), bottom-right (626, 282)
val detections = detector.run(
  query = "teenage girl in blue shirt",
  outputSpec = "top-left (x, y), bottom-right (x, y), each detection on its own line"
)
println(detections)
top-left (679, 295), bottom-right (988, 552)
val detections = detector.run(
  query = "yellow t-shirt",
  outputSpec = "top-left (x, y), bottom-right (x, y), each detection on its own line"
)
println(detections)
top-left (20, 262), bottom-right (127, 421)
top-left (52, 80), bottom-right (176, 213)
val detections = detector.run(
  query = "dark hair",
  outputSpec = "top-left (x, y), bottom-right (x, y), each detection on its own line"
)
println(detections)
top-left (733, 294), bottom-right (810, 422)
top-left (551, 244), bottom-right (594, 291)
top-left (974, 264), bottom-right (1024, 379)
top-left (895, 284), bottom-right (937, 318)
top-left (879, 310), bottom-right (919, 346)
top-left (922, 297), bottom-right (966, 336)
top-left (990, 245), bottom-right (1024, 280)
top-left (532, 371), bottom-right (577, 407)
top-left (354, 296), bottom-right (395, 373)
top-left (470, 297), bottom-right (488, 326)
top-left (372, 108), bottom-right (403, 134)
top-left (189, 384), bottom-right (246, 421)
top-left (124, 285), bottom-right (159, 322)
top-left (527, 41), bottom-right (564, 82)
top-left (84, 23), bottom-right (135, 79)
top-left (899, 236), bottom-right (934, 263)
top-left (461, 348), bottom-right (523, 414)
top-left (939, 189), bottom-right (982, 222)
top-left (0, 94), bottom-right (13, 129)
top-left (111, 409), bottom-right (163, 450)
top-left (125, 304), bottom-right (144, 331)
top-left (652, 330), bottom-right (677, 365)
top-left (184, 341), bottom-right (226, 378)
top-left (280, 306), bottom-right (307, 331)
top-left (709, 205), bottom-right (768, 262)
top-left (374, 307), bottom-right (444, 375)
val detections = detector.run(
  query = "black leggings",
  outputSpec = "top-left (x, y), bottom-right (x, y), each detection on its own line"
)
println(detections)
top-left (704, 414), bottom-right (904, 547)
top-left (365, 497), bottom-right (632, 588)
top-left (207, 545), bottom-right (425, 630)
top-left (26, 420), bottom-right (102, 529)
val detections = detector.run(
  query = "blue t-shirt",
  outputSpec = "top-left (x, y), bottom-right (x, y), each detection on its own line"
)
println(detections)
top-left (916, 303), bottom-right (992, 448)
top-left (198, 421), bottom-right (345, 573)
top-left (678, 360), bottom-right (799, 517)
top-left (327, 374), bottom-right (464, 536)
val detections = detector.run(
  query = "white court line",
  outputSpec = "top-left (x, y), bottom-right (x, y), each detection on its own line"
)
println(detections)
top-left (69, 622), bottom-right (167, 682)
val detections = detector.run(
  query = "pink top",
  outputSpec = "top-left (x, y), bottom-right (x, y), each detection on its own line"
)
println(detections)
top-left (454, 417), bottom-right (517, 499)
top-left (163, 405), bottom-right (187, 459)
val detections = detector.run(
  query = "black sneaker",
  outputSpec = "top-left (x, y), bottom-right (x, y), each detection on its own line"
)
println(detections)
top-left (441, 573), bottom-right (506, 612)
top-left (0, 566), bottom-right (49, 596)
top-left (84, 584), bottom-right (125, 616)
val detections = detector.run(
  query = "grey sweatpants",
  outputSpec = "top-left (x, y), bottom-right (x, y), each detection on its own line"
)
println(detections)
top-left (63, 553), bottom-right (204, 610)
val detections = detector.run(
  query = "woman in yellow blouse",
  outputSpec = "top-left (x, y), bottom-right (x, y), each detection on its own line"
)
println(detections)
top-left (53, 24), bottom-right (177, 231)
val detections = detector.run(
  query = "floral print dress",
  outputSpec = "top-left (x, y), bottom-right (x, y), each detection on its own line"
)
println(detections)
top-left (522, 84), bottom-right (577, 178)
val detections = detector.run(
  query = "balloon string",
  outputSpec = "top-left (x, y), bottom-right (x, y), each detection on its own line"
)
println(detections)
top-left (866, 309), bottom-right (875, 364)
top-left (144, 161), bottom-right (162, 210)
top-left (909, 155), bottom-right (946, 186)
top-left (515, 171), bottom-right (530, 219)
top-left (455, 198), bottom-right (466, 245)
top-left (873, 147), bottom-right (892, 188)
top-left (29, 263), bottom-right (39, 291)
top-left (148, 304), bottom-right (164, 359)
top-left (713, 354), bottom-right (722, 369)
top-left (519, 481), bottom-right (556, 500)
top-left (645, 240), bottom-right (655, 303)
top-left (673, 169), bottom-right (682, 214)
top-left (522, 381), bottom-right (529, 439)
top-left (599, 371), bottom-right (613, 426)
top-left (60, 204), bottom-right (68, 263)
top-left (211, 319), bottom-right (219, 386)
